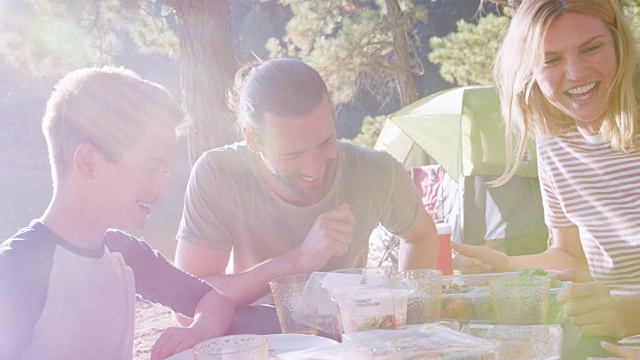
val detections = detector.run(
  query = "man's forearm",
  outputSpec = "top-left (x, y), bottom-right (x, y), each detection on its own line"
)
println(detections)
top-left (191, 289), bottom-right (235, 337)
top-left (201, 272), bottom-right (270, 307)
top-left (201, 252), bottom-right (304, 307)
top-left (397, 238), bottom-right (438, 271)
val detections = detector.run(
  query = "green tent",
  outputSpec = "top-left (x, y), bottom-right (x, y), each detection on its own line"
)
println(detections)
top-left (377, 85), bottom-right (537, 178)
top-left (374, 85), bottom-right (548, 254)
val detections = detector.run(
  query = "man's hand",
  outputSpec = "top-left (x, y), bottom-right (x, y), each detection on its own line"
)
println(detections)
top-left (557, 269), bottom-right (624, 339)
top-left (150, 326), bottom-right (208, 360)
top-left (451, 242), bottom-right (512, 274)
top-left (294, 203), bottom-right (354, 272)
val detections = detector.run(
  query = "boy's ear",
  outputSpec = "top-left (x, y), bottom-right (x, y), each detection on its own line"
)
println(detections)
top-left (73, 143), bottom-right (99, 179)
top-left (243, 126), bottom-right (261, 154)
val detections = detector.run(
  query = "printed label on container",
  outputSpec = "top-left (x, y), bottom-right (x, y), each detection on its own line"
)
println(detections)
top-left (353, 291), bottom-right (394, 317)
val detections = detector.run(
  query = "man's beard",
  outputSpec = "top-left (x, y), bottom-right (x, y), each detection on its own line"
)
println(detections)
top-left (272, 170), bottom-right (328, 204)
top-left (263, 159), bottom-right (332, 205)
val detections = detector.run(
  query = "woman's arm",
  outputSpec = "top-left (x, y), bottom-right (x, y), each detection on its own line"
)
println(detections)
top-left (452, 226), bottom-right (589, 274)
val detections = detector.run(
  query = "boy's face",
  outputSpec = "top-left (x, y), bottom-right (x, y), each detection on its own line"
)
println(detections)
top-left (95, 126), bottom-right (177, 231)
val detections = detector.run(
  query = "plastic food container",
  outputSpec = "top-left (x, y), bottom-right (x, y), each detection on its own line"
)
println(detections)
top-left (440, 273), bottom-right (511, 323)
top-left (440, 272), bottom-right (565, 324)
top-left (292, 268), bottom-right (395, 339)
top-left (330, 282), bottom-right (410, 335)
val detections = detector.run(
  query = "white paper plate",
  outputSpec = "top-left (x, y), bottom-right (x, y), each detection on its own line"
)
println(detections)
top-left (164, 334), bottom-right (337, 359)
top-left (266, 334), bottom-right (337, 356)
top-left (165, 348), bottom-right (193, 360)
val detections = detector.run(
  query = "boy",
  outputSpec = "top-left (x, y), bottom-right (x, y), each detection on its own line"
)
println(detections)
top-left (0, 67), bottom-right (234, 360)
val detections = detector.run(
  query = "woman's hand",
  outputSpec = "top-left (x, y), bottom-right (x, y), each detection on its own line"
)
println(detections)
top-left (451, 242), bottom-right (512, 274)
top-left (557, 269), bottom-right (625, 339)
top-left (600, 341), bottom-right (640, 359)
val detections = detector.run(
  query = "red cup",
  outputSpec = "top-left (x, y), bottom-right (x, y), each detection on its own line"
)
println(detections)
top-left (436, 223), bottom-right (453, 275)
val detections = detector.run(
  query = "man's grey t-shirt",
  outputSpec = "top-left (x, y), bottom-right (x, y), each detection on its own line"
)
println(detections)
top-left (177, 141), bottom-right (421, 273)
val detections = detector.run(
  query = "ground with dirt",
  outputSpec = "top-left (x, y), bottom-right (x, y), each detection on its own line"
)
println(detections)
top-left (134, 301), bottom-right (179, 360)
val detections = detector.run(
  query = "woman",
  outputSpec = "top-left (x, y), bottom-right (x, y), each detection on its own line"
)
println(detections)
top-left (452, 0), bottom-right (640, 339)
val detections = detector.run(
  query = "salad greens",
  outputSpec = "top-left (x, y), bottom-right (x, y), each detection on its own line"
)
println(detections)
top-left (516, 268), bottom-right (563, 288)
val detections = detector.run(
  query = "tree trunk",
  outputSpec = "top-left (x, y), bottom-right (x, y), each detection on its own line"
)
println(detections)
top-left (167, 0), bottom-right (240, 165)
top-left (385, 0), bottom-right (419, 107)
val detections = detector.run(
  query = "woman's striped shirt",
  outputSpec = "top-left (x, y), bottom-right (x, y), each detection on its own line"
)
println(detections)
top-left (537, 128), bottom-right (640, 290)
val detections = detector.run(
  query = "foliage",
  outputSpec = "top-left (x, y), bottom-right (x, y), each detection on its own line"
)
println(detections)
top-left (343, 115), bottom-right (387, 148)
top-left (428, 13), bottom-right (506, 86)
top-left (0, 0), bottom-right (260, 157)
top-left (266, 0), bottom-right (427, 108)
top-left (0, 0), bottom-right (178, 77)
top-left (622, 2), bottom-right (640, 44)
top-left (232, 1), bottom-right (290, 62)
top-left (431, 0), bottom-right (640, 87)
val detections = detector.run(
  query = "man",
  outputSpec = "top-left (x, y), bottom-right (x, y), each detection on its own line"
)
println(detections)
top-left (175, 58), bottom-right (438, 328)
top-left (0, 67), bottom-right (234, 360)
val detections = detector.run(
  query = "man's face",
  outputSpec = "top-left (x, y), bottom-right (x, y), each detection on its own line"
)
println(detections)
top-left (96, 126), bottom-right (177, 231)
top-left (251, 94), bottom-right (339, 207)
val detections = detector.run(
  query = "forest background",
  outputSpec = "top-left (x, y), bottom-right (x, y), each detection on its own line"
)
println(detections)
top-left (2, 0), bottom-right (640, 260)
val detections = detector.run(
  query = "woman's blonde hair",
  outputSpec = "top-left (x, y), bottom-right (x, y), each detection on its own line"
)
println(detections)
top-left (493, 0), bottom-right (640, 184)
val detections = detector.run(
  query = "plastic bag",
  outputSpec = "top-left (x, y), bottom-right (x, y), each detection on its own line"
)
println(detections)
top-left (274, 323), bottom-right (498, 360)
top-left (462, 323), bottom-right (563, 360)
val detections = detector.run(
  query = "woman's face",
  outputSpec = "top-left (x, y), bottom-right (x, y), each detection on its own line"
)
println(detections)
top-left (534, 12), bottom-right (618, 133)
